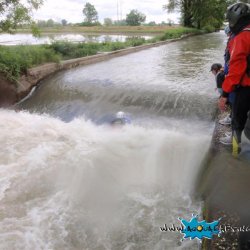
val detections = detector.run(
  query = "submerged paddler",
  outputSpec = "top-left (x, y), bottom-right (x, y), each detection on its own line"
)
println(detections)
top-left (111, 111), bottom-right (131, 126)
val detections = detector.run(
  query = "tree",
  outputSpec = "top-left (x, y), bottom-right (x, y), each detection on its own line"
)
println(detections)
top-left (37, 20), bottom-right (47, 28)
top-left (163, 0), bottom-right (193, 27)
top-left (167, 19), bottom-right (173, 26)
top-left (163, 0), bottom-right (238, 29)
top-left (147, 21), bottom-right (157, 26)
top-left (47, 19), bottom-right (55, 27)
top-left (191, 0), bottom-right (235, 29)
top-left (36, 19), bottom-right (62, 28)
top-left (61, 19), bottom-right (67, 26)
top-left (126, 9), bottom-right (146, 26)
top-left (113, 19), bottom-right (127, 26)
top-left (104, 18), bottom-right (113, 26)
top-left (0, 0), bottom-right (43, 32)
top-left (161, 21), bottom-right (167, 25)
top-left (82, 2), bottom-right (98, 24)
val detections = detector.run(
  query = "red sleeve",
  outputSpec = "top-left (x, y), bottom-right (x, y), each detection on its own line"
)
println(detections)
top-left (222, 32), bottom-right (250, 93)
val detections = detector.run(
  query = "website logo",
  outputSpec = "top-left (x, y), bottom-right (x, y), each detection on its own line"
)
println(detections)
top-left (160, 215), bottom-right (250, 241)
top-left (179, 215), bottom-right (220, 240)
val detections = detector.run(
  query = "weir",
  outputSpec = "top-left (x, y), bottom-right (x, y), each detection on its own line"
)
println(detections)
top-left (1, 32), bottom-right (234, 249)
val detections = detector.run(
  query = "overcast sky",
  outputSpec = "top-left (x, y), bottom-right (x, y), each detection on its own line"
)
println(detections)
top-left (33, 0), bottom-right (180, 24)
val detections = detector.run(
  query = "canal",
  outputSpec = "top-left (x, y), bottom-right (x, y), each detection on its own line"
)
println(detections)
top-left (0, 32), bottom-right (228, 249)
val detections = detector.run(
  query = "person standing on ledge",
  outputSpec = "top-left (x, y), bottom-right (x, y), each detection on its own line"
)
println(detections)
top-left (218, 2), bottom-right (250, 157)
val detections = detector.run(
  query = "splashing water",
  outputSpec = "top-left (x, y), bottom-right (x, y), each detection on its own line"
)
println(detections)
top-left (0, 109), bottom-right (211, 249)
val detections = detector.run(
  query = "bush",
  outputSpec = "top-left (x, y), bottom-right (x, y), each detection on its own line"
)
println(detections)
top-left (203, 25), bottom-right (216, 33)
top-left (49, 41), bottom-right (101, 59)
top-left (101, 41), bottom-right (127, 51)
top-left (126, 37), bottom-right (146, 46)
top-left (150, 27), bottom-right (202, 41)
top-left (0, 45), bottom-right (59, 81)
top-left (80, 22), bottom-right (101, 27)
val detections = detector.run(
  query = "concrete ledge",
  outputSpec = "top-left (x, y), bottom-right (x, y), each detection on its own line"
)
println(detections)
top-left (59, 38), bottom-right (181, 69)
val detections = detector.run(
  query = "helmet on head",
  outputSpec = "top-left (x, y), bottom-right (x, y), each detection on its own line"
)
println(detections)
top-left (111, 111), bottom-right (131, 126)
top-left (116, 111), bottom-right (125, 119)
top-left (226, 3), bottom-right (250, 28)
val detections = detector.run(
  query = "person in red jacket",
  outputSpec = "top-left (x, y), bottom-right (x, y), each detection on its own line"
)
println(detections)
top-left (219, 2), bottom-right (250, 156)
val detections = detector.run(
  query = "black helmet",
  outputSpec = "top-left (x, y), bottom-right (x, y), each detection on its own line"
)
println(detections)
top-left (210, 63), bottom-right (222, 72)
top-left (226, 3), bottom-right (250, 28)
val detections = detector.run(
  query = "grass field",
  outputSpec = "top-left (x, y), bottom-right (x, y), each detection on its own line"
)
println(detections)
top-left (16, 25), bottom-right (182, 34)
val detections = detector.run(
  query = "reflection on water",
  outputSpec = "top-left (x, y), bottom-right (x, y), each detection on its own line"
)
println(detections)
top-left (0, 33), bottom-right (153, 45)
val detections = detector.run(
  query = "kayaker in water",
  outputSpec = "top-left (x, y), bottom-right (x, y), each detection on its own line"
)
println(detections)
top-left (111, 111), bottom-right (131, 126)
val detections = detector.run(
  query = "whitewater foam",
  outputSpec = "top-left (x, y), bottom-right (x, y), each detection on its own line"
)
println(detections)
top-left (0, 109), bottom-right (210, 249)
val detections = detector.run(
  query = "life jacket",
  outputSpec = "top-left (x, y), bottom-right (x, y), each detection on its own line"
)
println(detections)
top-left (225, 27), bottom-right (250, 76)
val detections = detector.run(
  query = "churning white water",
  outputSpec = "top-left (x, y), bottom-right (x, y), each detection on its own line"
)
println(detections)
top-left (0, 109), bottom-right (211, 249)
top-left (1, 32), bottom-right (228, 249)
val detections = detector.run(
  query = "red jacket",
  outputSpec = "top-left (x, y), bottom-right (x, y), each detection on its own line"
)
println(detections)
top-left (222, 24), bottom-right (250, 94)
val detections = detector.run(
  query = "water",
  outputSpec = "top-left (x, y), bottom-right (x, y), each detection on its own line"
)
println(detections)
top-left (20, 32), bottom-right (226, 124)
top-left (0, 33), bottom-right (152, 46)
top-left (1, 32), bottom-right (227, 249)
top-left (0, 109), bottom-right (208, 249)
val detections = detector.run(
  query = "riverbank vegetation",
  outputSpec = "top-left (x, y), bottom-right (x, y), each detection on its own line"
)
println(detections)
top-left (0, 27), bottom-right (202, 82)
top-left (163, 0), bottom-right (248, 31)
top-left (1, 0), bottom-right (245, 35)
top-left (0, 45), bottom-right (60, 82)
top-left (16, 25), bottom-right (181, 34)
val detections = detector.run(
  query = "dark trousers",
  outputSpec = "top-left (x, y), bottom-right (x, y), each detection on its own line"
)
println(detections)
top-left (232, 86), bottom-right (250, 142)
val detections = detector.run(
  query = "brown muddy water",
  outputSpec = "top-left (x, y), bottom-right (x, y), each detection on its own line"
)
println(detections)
top-left (0, 32), bottom-right (235, 249)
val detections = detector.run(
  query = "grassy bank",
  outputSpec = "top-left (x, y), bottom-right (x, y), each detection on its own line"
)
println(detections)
top-left (0, 45), bottom-right (60, 82)
top-left (0, 27), bottom-right (203, 82)
top-left (16, 25), bottom-right (182, 34)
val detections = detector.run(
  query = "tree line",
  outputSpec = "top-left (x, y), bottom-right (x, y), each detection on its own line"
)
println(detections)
top-left (81, 3), bottom-right (146, 26)
top-left (1, 0), bottom-right (249, 33)
top-left (164, 0), bottom-right (250, 30)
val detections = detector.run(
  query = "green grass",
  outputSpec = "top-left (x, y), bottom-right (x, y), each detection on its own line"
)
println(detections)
top-left (0, 45), bottom-right (60, 82)
top-left (157, 27), bottom-right (203, 41)
top-left (48, 37), bottom-right (147, 59)
top-left (0, 27), bottom-right (203, 82)
top-left (16, 25), bottom-right (183, 34)
top-left (49, 42), bottom-right (101, 59)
